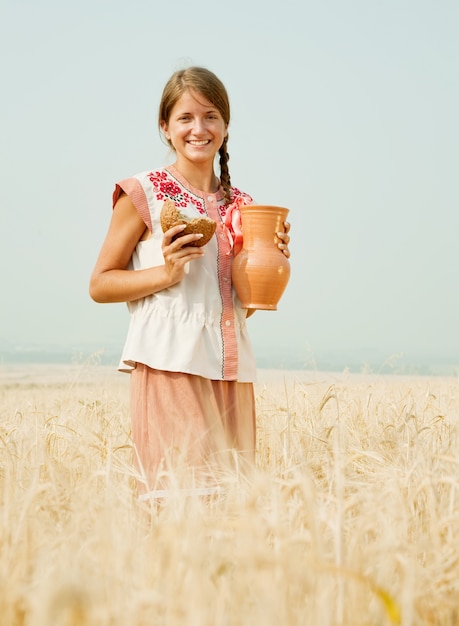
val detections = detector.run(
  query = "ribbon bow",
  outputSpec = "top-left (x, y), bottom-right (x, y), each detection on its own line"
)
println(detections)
top-left (223, 196), bottom-right (247, 256)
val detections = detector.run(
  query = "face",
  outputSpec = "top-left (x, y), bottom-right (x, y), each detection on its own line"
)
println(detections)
top-left (161, 89), bottom-right (228, 167)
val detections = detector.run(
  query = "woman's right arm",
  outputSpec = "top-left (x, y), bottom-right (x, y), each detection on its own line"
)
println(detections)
top-left (89, 193), bottom-right (204, 303)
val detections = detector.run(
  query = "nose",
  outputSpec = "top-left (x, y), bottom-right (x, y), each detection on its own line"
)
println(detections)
top-left (191, 117), bottom-right (206, 135)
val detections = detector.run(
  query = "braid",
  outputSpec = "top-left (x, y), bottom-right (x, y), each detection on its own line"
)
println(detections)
top-left (219, 137), bottom-right (232, 205)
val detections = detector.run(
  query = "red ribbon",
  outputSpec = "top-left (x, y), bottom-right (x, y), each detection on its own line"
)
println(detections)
top-left (223, 196), bottom-right (247, 256)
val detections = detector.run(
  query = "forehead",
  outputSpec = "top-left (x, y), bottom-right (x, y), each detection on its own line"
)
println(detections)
top-left (171, 89), bottom-right (217, 113)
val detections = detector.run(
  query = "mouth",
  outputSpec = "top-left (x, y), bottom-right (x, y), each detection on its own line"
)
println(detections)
top-left (187, 140), bottom-right (211, 146)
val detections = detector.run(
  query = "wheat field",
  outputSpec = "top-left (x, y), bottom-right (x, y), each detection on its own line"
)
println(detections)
top-left (1, 362), bottom-right (458, 625)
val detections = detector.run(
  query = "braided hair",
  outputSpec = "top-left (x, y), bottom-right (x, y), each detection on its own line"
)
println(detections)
top-left (218, 137), bottom-right (232, 204)
top-left (159, 67), bottom-right (232, 205)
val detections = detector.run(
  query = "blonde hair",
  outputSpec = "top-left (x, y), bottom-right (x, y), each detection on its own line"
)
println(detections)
top-left (159, 67), bottom-right (232, 204)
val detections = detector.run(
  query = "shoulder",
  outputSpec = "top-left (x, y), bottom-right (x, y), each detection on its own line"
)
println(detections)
top-left (113, 168), bottom-right (168, 230)
top-left (114, 168), bottom-right (163, 194)
top-left (133, 168), bottom-right (188, 200)
top-left (114, 168), bottom-right (170, 203)
top-left (128, 167), bottom-right (168, 188)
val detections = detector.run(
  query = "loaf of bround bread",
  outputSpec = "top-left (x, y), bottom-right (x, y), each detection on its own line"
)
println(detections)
top-left (160, 199), bottom-right (217, 247)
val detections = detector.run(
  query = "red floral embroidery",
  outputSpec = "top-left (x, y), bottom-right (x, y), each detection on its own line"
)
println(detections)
top-left (159, 180), bottom-right (182, 196)
top-left (148, 170), bottom-right (206, 214)
top-left (148, 171), bottom-right (252, 226)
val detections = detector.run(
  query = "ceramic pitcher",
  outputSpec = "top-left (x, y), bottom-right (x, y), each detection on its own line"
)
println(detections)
top-left (231, 205), bottom-right (290, 310)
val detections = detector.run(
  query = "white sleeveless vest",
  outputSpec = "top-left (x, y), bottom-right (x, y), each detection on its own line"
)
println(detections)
top-left (114, 166), bottom-right (257, 382)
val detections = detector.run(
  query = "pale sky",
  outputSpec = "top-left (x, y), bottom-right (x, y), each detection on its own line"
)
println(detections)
top-left (1, 0), bottom-right (458, 370)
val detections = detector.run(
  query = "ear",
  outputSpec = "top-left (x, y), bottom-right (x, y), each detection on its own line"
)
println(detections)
top-left (224, 123), bottom-right (229, 138)
top-left (161, 120), bottom-right (170, 140)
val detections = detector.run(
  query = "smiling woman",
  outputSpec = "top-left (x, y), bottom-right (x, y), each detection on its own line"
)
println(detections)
top-left (160, 89), bottom-right (228, 177)
top-left (89, 66), bottom-right (291, 499)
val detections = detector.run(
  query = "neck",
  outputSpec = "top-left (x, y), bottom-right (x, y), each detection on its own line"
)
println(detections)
top-left (171, 160), bottom-right (220, 193)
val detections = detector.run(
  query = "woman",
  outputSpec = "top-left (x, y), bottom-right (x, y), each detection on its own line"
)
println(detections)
top-left (90, 67), bottom-right (290, 497)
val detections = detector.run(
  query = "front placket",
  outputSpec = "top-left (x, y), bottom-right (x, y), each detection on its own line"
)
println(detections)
top-left (205, 194), bottom-right (239, 380)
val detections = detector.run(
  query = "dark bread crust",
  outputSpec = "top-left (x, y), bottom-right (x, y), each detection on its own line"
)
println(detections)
top-left (160, 199), bottom-right (217, 247)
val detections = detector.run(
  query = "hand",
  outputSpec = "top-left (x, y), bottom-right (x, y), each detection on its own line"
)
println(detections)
top-left (277, 221), bottom-right (291, 258)
top-left (162, 224), bottom-right (205, 285)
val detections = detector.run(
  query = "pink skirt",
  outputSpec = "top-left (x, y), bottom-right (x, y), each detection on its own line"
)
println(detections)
top-left (130, 364), bottom-right (256, 493)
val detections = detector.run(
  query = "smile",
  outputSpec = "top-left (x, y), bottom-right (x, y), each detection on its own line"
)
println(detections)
top-left (187, 140), bottom-right (211, 146)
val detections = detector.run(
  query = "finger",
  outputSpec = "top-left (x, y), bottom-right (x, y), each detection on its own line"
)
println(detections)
top-left (164, 240), bottom-right (205, 262)
top-left (278, 245), bottom-right (290, 258)
top-left (276, 232), bottom-right (290, 244)
top-left (174, 233), bottom-right (204, 249)
top-left (163, 229), bottom-right (204, 250)
top-left (163, 224), bottom-right (187, 245)
top-left (277, 240), bottom-right (290, 259)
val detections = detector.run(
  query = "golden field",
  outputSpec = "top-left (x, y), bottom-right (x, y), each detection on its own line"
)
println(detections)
top-left (1, 363), bottom-right (458, 625)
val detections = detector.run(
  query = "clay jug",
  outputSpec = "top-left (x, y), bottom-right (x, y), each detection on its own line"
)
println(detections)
top-left (231, 205), bottom-right (290, 310)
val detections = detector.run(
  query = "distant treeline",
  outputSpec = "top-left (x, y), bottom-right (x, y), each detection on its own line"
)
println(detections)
top-left (1, 346), bottom-right (457, 377)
